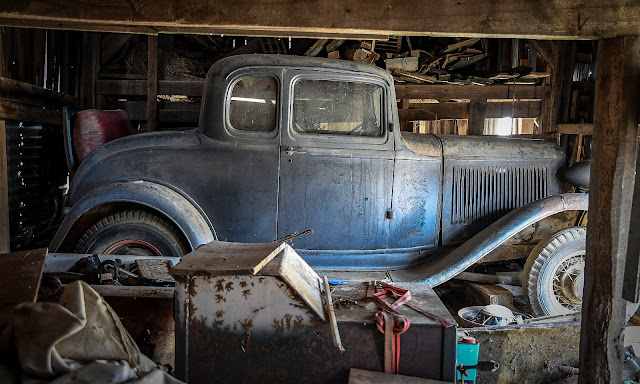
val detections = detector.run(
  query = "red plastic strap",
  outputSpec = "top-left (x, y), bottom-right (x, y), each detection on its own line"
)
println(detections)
top-left (372, 283), bottom-right (412, 374)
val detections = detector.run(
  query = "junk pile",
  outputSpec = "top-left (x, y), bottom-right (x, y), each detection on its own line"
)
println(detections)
top-left (0, 281), bottom-right (183, 384)
top-left (305, 37), bottom-right (549, 86)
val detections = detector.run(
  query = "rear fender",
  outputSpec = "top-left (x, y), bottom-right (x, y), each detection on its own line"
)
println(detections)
top-left (391, 193), bottom-right (589, 286)
top-left (49, 181), bottom-right (216, 252)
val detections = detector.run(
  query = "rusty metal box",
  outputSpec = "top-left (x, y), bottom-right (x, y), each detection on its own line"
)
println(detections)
top-left (171, 241), bottom-right (456, 383)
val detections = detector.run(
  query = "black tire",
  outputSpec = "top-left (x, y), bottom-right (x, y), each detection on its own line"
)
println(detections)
top-left (523, 226), bottom-right (639, 319)
top-left (74, 210), bottom-right (188, 256)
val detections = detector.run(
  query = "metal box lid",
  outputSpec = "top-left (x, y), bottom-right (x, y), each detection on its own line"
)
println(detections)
top-left (170, 241), bottom-right (326, 320)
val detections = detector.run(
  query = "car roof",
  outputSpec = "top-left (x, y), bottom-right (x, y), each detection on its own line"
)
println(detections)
top-left (206, 54), bottom-right (393, 82)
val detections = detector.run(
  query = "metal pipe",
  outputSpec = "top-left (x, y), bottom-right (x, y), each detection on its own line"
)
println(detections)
top-left (391, 193), bottom-right (589, 286)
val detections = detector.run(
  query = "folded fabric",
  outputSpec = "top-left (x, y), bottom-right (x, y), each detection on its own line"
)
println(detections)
top-left (1, 281), bottom-right (182, 384)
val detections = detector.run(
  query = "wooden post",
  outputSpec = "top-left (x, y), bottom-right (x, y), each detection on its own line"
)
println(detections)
top-left (578, 36), bottom-right (640, 384)
top-left (468, 101), bottom-right (486, 135)
top-left (79, 32), bottom-right (100, 108)
top-left (147, 35), bottom-right (158, 131)
top-left (0, 121), bottom-right (8, 253)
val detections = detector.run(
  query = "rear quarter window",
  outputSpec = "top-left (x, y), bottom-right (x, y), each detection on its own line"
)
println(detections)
top-left (228, 77), bottom-right (277, 132)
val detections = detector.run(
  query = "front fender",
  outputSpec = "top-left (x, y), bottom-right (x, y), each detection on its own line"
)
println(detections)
top-left (391, 193), bottom-right (589, 286)
top-left (49, 181), bottom-right (216, 251)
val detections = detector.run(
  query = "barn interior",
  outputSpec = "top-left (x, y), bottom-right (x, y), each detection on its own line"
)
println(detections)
top-left (0, 2), bottom-right (639, 384)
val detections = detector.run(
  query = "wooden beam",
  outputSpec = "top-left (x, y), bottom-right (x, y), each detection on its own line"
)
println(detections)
top-left (529, 41), bottom-right (557, 69)
top-left (579, 37), bottom-right (640, 384)
top-left (147, 35), bottom-right (158, 131)
top-left (0, 77), bottom-right (76, 108)
top-left (557, 123), bottom-right (640, 136)
top-left (0, 121), bottom-right (7, 253)
top-left (541, 41), bottom-right (570, 141)
top-left (78, 32), bottom-right (100, 108)
top-left (104, 100), bottom-right (201, 123)
top-left (96, 79), bottom-right (204, 96)
top-left (468, 101), bottom-right (487, 135)
top-left (1, 1), bottom-right (640, 39)
top-left (399, 100), bottom-right (541, 121)
top-left (623, 140), bottom-right (640, 302)
top-left (395, 84), bottom-right (545, 101)
top-left (0, 100), bottom-right (61, 125)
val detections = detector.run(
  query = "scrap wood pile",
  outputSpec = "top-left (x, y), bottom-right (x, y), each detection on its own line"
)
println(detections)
top-left (306, 37), bottom-right (549, 86)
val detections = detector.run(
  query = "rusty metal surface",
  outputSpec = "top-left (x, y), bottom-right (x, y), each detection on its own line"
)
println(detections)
top-left (176, 275), bottom-right (456, 383)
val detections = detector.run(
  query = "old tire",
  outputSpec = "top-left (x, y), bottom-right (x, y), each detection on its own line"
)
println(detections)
top-left (523, 226), bottom-right (639, 319)
top-left (74, 210), bottom-right (188, 256)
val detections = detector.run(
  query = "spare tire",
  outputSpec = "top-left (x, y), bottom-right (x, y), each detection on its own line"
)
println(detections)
top-left (74, 210), bottom-right (188, 256)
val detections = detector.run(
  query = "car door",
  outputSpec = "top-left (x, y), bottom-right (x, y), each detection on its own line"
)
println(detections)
top-left (277, 69), bottom-right (395, 268)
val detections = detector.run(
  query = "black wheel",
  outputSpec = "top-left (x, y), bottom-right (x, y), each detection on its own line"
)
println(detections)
top-left (74, 210), bottom-right (188, 256)
top-left (523, 226), bottom-right (639, 319)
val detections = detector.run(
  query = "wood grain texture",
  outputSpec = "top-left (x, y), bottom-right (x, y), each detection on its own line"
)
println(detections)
top-left (0, 99), bottom-right (60, 125)
top-left (0, 121), bottom-right (7, 253)
top-left (146, 35), bottom-right (158, 131)
top-left (578, 36), bottom-right (640, 384)
top-left (0, 1), bottom-right (639, 39)
top-left (468, 100), bottom-right (487, 135)
top-left (395, 83), bottom-right (545, 101)
top-left (0, 248), bottom-right (47, 308)
top-left (399, 100), bottom-right (541, 121)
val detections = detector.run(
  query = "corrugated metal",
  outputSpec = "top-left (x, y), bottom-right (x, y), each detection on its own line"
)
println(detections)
top-left (451, 165), bottom-right (549, 225)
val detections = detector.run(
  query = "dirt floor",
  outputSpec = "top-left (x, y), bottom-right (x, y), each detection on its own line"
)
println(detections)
top-left (465, 324), bottom-right (581, 384)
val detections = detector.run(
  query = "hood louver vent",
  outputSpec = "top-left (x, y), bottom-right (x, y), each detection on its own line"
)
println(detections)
top-left (451, 165), bottom-right (550, 225)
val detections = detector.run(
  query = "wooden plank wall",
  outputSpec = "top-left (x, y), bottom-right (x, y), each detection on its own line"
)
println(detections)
top-left (0, 27), bottom-right (82, 124)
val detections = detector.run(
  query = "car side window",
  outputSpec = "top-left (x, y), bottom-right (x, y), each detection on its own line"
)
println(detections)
top-left (292, 79), bottom-right (382, 137)
top-left (228, 77), bottom-right (277, 132)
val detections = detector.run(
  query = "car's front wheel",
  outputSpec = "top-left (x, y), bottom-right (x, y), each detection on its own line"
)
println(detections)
top-left (523, 226), bottom-right (639, 319)
top-left (74, 210), bottom-right (188, 256)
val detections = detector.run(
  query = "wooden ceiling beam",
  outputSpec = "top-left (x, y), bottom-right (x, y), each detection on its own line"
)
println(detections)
top-left (0, 1), bottom-right (639, 39)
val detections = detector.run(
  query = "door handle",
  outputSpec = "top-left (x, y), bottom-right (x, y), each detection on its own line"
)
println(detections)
top-left (285, 147), bottom-right (306, 156)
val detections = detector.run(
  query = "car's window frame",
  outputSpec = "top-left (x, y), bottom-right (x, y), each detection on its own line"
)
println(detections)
top-left (224, 70), bottom-right (281, 140)
top-left (291, 78), bottom-right (384, 138)
top-left (283, 69), bottom-right (392, 150)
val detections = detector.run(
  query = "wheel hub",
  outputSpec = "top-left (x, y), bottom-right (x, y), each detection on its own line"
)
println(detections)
top-left (551, 253), bottom-right (585, 312)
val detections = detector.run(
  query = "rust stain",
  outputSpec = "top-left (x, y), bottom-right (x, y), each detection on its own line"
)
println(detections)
top-left (251, 282), bottom-right (255, 287)
top-left (239, 281), bottom-right (248, 288)
top-left (215, 310), bottom-right (225, 318)
top-left (215, 294), bottom-right (227, 303)
top-left (272, 318), bottom-right (284, 336)
top-left (240, 316), bottom-right (254, 331)
top-left (242, 289), bottom-right (251, 299)
top-left (215, 278), bottom-right (226, 292)
top-left (292, 315), bottom-right (305, 332)
top-left (284, 313), bottom-right (293, 329)
top-left (225, 281), bottom-right (234, 291)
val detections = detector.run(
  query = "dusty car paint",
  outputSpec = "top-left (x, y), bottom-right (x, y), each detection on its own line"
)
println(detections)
top-left (52, 54), bottom-right (571, 275)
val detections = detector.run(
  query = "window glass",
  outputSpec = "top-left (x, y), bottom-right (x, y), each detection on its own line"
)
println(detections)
top-left (292, 79), bottom-right (383, 136)
top-left (229, 77), bottom-right (277, 131)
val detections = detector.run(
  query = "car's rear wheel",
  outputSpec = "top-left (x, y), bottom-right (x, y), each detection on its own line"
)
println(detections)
top-left (74, 210), bottom-right (188, 256)
top-left (523, 226), bottom-right (639, 320)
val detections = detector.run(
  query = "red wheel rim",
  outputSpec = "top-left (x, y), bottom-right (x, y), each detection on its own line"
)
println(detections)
top-left (103, 239), bottom-right (163, 256)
